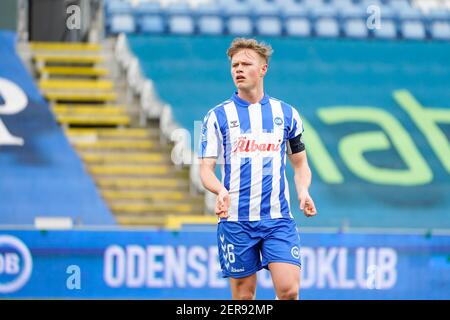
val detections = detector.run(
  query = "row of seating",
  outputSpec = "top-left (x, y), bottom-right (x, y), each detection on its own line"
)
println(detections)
top-left (104, 0), bottom-right (450, 21)
top-left (107, 14), bottom-right (450, 40)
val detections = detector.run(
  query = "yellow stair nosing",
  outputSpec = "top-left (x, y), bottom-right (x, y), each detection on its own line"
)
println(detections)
top-left (38, 67), bottom-right (109, 76)
top-left (30, 42), bottom-right (101, 51)
top-left (53, 107), bottom-right (126, 115)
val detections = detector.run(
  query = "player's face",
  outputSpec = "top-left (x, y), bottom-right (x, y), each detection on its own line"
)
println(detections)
top-left (231, 49), bottom-right (267, 91)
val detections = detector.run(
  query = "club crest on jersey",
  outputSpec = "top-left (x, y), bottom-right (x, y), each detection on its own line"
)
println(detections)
top-left (229, 120), bottom-right (239, 128)
top-left (274, 117), bottom-right (283, 126)
top-left (232, 136), bottom-right (282, 154)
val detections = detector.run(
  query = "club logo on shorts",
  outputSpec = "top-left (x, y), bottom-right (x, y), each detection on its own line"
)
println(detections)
top-left (274, 117), bottom-right (283, 126)
top-left (291, 246), bottom-right (300, 260)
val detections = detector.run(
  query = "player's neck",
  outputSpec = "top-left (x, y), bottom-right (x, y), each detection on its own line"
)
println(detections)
top-left (237, 86), bottom-right (264, 104)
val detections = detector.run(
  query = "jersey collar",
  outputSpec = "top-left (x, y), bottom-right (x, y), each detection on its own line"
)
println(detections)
top-left (232, 92), bottom-right (270, 107)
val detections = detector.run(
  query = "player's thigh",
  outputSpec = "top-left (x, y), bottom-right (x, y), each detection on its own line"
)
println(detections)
top-left (268, 262), bottom-right (300, 294)
top-left (217, 221), bottom-right (262, 278)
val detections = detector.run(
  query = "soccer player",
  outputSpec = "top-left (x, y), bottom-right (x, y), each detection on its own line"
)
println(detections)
top-left (199, 38), bottom-right (317, 300)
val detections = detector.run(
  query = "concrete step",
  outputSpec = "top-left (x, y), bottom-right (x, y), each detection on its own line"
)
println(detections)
top-left (110, 202), bottom-right (195, 214)
top-left (80, 152), bottom-right (167, 164)
top-left (65, 127), bottom-right (160, 139)
top-left (88, 164), bottom-right (171, 176)
top-left (102, 190), bottom-right (189, 201)
top-left (44, 90), bottom-right (117, 102)
top-left (73, 139), bottom-right (157, 150)
top-left (57, 115), bottom-right (130, 126)
top-left (95, 177), bottom-right (189, 189)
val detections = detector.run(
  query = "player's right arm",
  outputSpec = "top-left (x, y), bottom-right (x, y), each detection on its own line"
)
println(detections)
top-left (200, 158), bottom-right (229, 218)
top-left (198, 109), bottom-right (229, 218)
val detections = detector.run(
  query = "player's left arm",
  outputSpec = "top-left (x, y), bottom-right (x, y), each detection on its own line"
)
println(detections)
top-left (288, 147), bottom-right (317, 217)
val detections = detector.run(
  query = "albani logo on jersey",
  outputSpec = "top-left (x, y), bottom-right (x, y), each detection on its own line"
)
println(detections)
top-left (232, 135), bottom-right (282, 154)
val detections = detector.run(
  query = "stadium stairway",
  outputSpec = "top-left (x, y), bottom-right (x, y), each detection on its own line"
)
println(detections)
top-left (25, 41), bottom-right (205, 227)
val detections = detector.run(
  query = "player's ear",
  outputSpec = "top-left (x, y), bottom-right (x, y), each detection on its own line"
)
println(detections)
top-left (261, 63), bottom-right (268, 76)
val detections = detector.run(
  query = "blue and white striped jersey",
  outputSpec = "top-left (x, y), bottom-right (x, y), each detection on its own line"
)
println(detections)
top-left (199, 92), bottom-right (304, 222)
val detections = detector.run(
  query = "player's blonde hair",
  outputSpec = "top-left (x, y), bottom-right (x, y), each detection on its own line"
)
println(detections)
top-left (227, 38), bottom-right (273, 63)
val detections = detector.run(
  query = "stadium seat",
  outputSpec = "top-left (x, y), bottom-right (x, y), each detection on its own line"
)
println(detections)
top-left (280, 3), bottom-right (308, 19)
top-left (430, 21), bottom-right (450, 40)
top-left (138, 15), bottom-right (165, 34)
top-left (425, 8), bottom-right (450, 22)
top-left (389, 0), bottom-right (413, 11)
top-left (165, 2), bottom-right (192, 16)
top-left (330, 0), bottom-right (354, 8)
top-left (285, 17), bottom-right (311, 37)
top-left (198, 16), bottom-right (224, 35)
top-left (253, 1), bottom-right (280, 18)
top-left (134, 1), bottom-right (162, 16)
top-left (194, 3), bottom-right (221, 16)
top-left (227, 16), bottom-right (253, 35)
top-left (343, 18), bottom-right (368, 38)
top-left (256, 17), bottom-right (283, 36)
top-left (223, 1), bottom-right (252, 17)
top-left (168, 15), bottom-right (195, 35)
top-left (105, 0), bottom-right (133, 16)
top-left (401, 21), bottom-right (426, 40)
top-left (315, 18), bottom-right (340, 37)
top-left (310, 5), bottom-right (338, 19)
top-left (397, 7), bottom-right (423, 21)
top-left (373, 19), bottom-right (397, 39)
top-left (338, 4), bottom-right (367, 19)
top-left (110, 14), bottom-right (136, 34)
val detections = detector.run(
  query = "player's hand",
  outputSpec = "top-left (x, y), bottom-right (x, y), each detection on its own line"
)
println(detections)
top-left (215, 187), bottom-right (230, 218)
top-left (299, 189), bottom-right (317, 217)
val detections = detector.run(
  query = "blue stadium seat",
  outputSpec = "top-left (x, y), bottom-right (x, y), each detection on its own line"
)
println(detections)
top-left (430, 21), bottom-right (450, 40)
top-left (310, 5), bottom-right (338, 19)
top-left (166, 1), bottom-right (192, 16)
top-left (223, 1), bottom-right (252, 17)
top-left (378, 5), bottom-right (397, 20)
top-left (315, 17), bottom-right (340, 37)
top-left (343, 18), bottom-right (368, 38)
top-left (400, 20), bottom-right (426, 40)
top-left (194, 3), bottom-right (221, 16)
top-left (168, 15), bottom-right (195, 35)
top-left (285, 17), bottom-right (311, 37)
top-left (110, 14), bottom-right (136, 34)
top-left (397, 7), bottom-right (423, 21)
top-left (198, 16), bottom-right (224, 35)
top-left (302, 0), bottom-right (325, 9)
top-left (361, 0), bottom-right (382, 8)
top-left (373, 19), bottom-right (397, 39)
top-left (227, 16), bottom-right (253, 35)
top-left (138, 15), bottom-right (165, 34)
top-left (253, 1), bottom-right (281, 18)
top-left (105, 0), bottom-right (133, 16)
top-left (134, 2), bottom-right (161, 17)
top-left (389, 0), bottom-right (412, 12)
top-left (280, 3), bottom-right (308, 19)
top-left (256, 17), bottom-right (283, 36)
top-left (330, 0), bottom-right (354, 8)
top-left (338, 5), bottom-right (367, 19)
top-left (426, 8), bottom-right (450, 22)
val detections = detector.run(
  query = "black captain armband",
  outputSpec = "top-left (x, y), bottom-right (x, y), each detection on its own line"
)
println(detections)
top-left (287, 134), bottom-right (305, 154)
